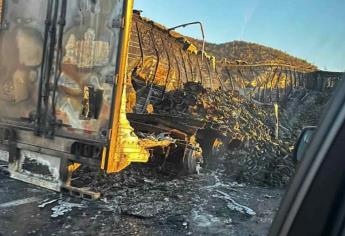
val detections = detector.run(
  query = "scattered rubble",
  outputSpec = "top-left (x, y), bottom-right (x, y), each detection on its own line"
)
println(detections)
top-left (214, 190), bottom-right (256, 216)
top-left (69, 154), bottom-right (283, 235)
top-left (50, 200), bottom-right (86, 218)
top-left (282, 89), bottom-right (332, 131)
top-left (38, 198), bottom-right (58, 208)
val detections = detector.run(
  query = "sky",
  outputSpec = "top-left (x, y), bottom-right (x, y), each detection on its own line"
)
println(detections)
top-left (134, 0), bottom-right (345, 72)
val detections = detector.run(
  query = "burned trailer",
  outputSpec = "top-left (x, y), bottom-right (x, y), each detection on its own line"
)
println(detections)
top-left (126, 11), bottom-right (222, 114)
top-left (0, 0), bottom-right (222, 197)
top-left (0, 0), bottom-right (143, 197)
top-left (124, 11), bottom-right (229, 166)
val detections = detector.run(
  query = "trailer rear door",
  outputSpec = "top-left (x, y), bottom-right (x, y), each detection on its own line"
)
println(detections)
top-left (0, 0), bottom-right (125, 143)
top-left (0, 0), bottom-right (48, 124)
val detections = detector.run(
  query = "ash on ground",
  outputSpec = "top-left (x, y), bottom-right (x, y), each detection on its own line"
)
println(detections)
top-left (73, 158), bottom-right (283, 236)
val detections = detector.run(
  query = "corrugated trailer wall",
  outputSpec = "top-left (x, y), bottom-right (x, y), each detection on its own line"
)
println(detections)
top-left (126, 12), bottom-right (221, 113)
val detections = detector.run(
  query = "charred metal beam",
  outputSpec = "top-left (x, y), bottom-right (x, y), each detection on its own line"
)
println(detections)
top-left (172, 44), bottom-right (182, 88)
top-left (196, 56), bottom-right (204, 84)
top-left (179, 48), bottom-right (189, 83)
top-left (167, 21), bottom-right (206, 61)
top-left (149, 29), bottom-right (160, 85)
top-left (225, 67), bottom-right (235, 91)
top-left (275, 68), bottom-right (283, 102)
top-left (187, 53), bottom-right (195, 82)
top-left (269, 67), bottom-right (279, 102)
top-left (135, 21), bottom-right (145, 66)
top-left (293, 70), bottom-right (297, 88)
top-left (159, 35), bottom-right (172, 95)
top-left (215, 66), bottom-right (225, 90)
top-left (257, 68), bottom-right (272, 102)
top-left (127, 113), bottom-right (205, 135)
top-left (205, 60), bottom-right (213, 89)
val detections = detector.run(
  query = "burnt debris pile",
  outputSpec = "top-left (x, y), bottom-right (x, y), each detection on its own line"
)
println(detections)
top-left (283, 89), bottom-right (332, 131)
top-left (73, 83), bottom-right (332, 194)
top-left (154, 82), bottom-right (295, 187)
top-left (75, 81), bottom-right (332, 188)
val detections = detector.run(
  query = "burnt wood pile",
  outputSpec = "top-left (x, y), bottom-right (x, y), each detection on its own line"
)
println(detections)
top-left (154, 82), bottom-right (295, 186)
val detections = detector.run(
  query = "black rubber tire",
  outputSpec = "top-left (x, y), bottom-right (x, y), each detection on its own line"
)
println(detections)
top-left (181, 147), bottom-right (197, 175)
top-left (199, 138), bottom-right (224, 167)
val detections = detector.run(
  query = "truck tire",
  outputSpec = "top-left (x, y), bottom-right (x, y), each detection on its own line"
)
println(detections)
top-left (181, 147), bottom-right (197, 175)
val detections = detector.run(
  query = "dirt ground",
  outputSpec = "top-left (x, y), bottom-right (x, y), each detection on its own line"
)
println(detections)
top-left (0, 154), bottom-right (285, 236)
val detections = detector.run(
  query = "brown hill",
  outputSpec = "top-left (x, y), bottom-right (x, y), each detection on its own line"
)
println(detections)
top-left (194, 39), bottom-right (317, 69)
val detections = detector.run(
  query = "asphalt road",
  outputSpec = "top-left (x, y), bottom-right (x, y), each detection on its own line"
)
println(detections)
top-left (0, 163), bottom-right (284, 236)
top-left (0, 173), bottom-right (141, 236)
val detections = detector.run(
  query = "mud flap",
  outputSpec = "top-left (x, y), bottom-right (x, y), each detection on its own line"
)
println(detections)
top-left (8, 150), bottom-right (64, 192)
top-left (0, 150), bottom-right (9, 162)
top-left (2, 149), bottom-right (101, 200)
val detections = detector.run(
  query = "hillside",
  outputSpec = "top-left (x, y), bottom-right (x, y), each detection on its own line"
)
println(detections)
top-left (204, 40), bottom-right (317, 69)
